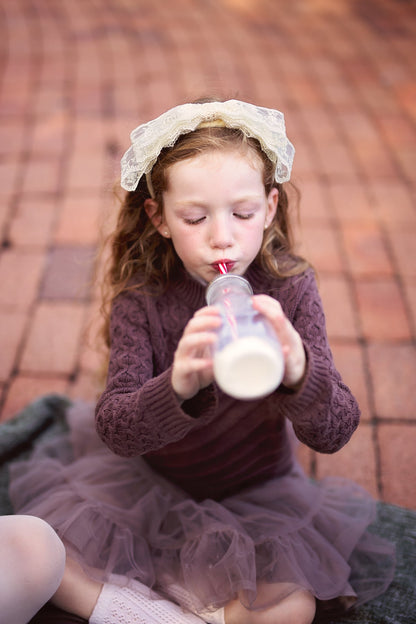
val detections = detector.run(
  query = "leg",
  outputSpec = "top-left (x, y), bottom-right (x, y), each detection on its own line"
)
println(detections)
top-left (225, 582), bottom-right (316, 624)
top-left (52, 556), bottom-right (103, 619)
top-left (0, 515), bottom-right (66, 624)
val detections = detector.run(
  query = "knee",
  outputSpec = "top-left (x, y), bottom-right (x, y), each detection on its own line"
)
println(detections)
top-left (6, 515), bottom-right (66, 590)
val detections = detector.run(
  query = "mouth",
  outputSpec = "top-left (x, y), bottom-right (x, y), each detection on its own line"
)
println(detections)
top-left (211, 260), bottom-right (235, 274)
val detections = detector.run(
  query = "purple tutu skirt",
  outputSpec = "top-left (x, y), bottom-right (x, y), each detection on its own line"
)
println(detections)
top-left (9, 402), bottom-right (394, 617)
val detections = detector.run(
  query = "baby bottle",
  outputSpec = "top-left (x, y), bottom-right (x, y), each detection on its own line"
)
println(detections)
top-left (206, 274), bottom-right (284, 400)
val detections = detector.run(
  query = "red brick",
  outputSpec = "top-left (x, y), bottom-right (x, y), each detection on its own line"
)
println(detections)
top-left (0, 81), bottom-right (32, 116)
top-left (40, 246), bottom-right (95, 301)
top-left (367, 343), bottom-right (416, 419)
top-left (0, 199), bottom-right (9, 232)
top-left (0, 311), bottom-right (27, 381)
top-left (297, 222), bottom-right (344, 273)
top-left (65, 152), bottom-right (106, 193)
top-left (327, 181), bottom-right (375, 222)
top-left (296, 178), bottom-right (330, 223)
top-left (54, 194), bottom-right (102, 246)
top-left (340, 220), bottom-right (394, 277)
top-left (0, 250), bottom-right (44, 309)
top-left (315, 141), bottom-right (358, 180)
top-left (290, 141), bottom-right (321, 179)
top-left (378, 424), bottom-right (416, 509)
top-left (370, 181), bottom-right (416, 225)
top-left (9, 198), bottom-right (56, 248)
top-left (315, 423), bottom-right (379, 499)
top-left (31, 111), bottom-right (68, 157)
top-left (354, 142), bottom-right (398, 181)
top-left (318, 275), bottom-right (358, 340)
top-left (321, 80), bottom-right (357, 110)
top-left (1, 374), bottom-right (68, 422)
top-left (386, 225), bottom-right (416, 278)
top-left (300, 109), bottom-right (339, 143)
top-left (78, 302), bottom-right (106, 374)
top-left (402, 277), bottom-right (416, 332)
top-left (284, 77), bottom-right (324, 108)
top-left (395, 81), bottom-right (416, 122)
top-left (355, 279), bottom-right (411, 340)
top-left (394, 146), bottom-right (416, 182)
top-left (21, 159), bottom-right (61, 195)
top-left (0, 121), bottom-right (25, 158)
top-left (68, 371), bottom-right (102, 404)
top-left (377, 114), bottom-right (416, 150)
top-left (20, 302), bottom-right (85, 375)
top-left (0, 160), bottom-right (20, 196)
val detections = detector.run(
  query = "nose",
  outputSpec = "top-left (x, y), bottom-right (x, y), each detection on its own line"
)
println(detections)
top-left (209, 215), bottom-right (233, 249)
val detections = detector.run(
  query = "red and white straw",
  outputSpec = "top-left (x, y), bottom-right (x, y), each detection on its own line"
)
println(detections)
top-left (218, 262), bottom-right (228, 275)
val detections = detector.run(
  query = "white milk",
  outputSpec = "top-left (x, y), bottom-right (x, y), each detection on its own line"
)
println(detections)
top-left (214, 335), bottom-right (284, 400)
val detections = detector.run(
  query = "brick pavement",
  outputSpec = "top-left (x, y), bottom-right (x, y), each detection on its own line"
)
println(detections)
top-left (0, 0), bottom-right (415, 510)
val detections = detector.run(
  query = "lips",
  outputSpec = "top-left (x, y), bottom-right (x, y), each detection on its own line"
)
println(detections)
top-left (212, 260), bottom-right (235, 273)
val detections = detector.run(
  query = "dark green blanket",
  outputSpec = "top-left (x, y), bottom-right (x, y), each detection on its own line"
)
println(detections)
top-left (1, 395), bottom-right (415, 624)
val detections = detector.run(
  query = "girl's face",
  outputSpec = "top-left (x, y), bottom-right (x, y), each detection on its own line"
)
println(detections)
top-left (147, 149), bottom-right (278, 284)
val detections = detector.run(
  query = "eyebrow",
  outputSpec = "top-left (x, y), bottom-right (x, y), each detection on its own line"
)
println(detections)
top-left (174, 194), bottom-right (264, 207)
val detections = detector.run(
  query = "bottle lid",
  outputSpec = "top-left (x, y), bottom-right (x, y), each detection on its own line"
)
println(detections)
top-left (206, 274), bottom-right (253, 305)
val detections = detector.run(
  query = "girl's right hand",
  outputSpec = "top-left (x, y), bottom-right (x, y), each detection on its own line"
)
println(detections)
top-left (171, 306), bottom-right (221, 401)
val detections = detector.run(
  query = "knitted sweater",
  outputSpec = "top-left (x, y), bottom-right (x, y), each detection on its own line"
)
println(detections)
top-left (95, 263), bottom-right (360, 501)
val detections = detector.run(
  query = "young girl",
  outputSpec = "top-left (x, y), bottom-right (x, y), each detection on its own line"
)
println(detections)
top-left (0, 515), bottom-right (65, 624)
top-left (9, 99), bottom-right (394, 624)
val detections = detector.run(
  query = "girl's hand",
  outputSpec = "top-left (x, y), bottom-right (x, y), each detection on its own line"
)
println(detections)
top-left (251, 295), bottom-right (306, 389)
top-left (171, 306), bottom-right (221, 401)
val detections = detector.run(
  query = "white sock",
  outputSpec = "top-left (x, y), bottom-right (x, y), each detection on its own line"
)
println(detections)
top-left (162, 580), bottom-right (226, 624)
top-left (89, 575), bottom-right (208, 624)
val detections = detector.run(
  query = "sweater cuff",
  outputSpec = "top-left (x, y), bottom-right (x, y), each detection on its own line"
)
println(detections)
top-left (139, 368), bottom-right (218, 437)
top-left (182, 383), bottom-right (218, 421)
top-left (278, 343), bottom-right (330, 420)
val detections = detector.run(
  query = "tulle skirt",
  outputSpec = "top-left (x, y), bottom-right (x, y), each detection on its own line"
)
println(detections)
top-left (8, 402), bottom-right (395, 618)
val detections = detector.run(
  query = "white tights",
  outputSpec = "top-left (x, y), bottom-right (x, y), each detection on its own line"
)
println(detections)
top-left (0, 515), bottom-right (66, 624)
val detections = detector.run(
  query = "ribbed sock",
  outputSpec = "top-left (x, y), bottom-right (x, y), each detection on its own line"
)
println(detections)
top-left (89, 576), bottom-right (208, 624)
top-left (162, 580), bottom-right (226, 624)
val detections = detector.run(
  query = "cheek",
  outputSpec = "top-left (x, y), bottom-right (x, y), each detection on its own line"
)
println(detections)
top-left (169, 228), bottom-right (198, 259)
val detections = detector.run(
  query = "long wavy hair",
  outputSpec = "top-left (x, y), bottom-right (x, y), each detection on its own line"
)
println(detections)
top-left (98, 125), bottom-right (309, 350)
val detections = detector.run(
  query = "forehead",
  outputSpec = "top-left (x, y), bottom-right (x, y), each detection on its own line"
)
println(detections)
top-left (166, 146), bottom-right (264, 187)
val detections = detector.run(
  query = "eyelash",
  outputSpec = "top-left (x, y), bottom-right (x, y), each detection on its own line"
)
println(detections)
top-left (184, 213), bottom-right (254, 225)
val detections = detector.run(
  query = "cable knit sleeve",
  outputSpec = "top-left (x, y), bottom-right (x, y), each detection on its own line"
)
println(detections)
top-left (278, 270), bottom-right (360, 453)
top-left (95, 291), bottom-right (217, 457)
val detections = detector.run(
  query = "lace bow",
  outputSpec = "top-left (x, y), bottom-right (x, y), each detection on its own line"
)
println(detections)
top-left (120, 99), bottom-right (295, 191)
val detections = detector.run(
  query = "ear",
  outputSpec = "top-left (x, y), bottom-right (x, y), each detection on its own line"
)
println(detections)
top-left (144, 199), bottom-right (171, 238)
top-left (264, 187), bottom-right (279, 229)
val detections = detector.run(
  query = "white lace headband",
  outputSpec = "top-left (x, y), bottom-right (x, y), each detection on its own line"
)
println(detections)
top-left (120, 99), bottom-right (295, 193)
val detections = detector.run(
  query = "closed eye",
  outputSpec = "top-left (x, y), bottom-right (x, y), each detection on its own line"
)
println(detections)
top-left (184, 216), bottom-right (206, 225)
top-left (234, 212), bottom-right (254, 220)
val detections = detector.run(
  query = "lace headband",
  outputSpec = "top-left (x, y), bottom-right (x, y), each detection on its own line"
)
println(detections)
top-left (120, 99), bottom-right (295, 193)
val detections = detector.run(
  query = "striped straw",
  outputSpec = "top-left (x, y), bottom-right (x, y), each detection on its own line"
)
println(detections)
top-left (218, 262), bottom-right (228, 274)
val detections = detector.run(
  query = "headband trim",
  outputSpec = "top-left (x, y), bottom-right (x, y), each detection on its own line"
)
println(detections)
top-left (120, 100), bottom-right (295, 192)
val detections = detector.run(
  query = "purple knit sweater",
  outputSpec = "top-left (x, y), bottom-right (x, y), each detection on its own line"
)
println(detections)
top-left (95, 262), bottom-right (360, 501)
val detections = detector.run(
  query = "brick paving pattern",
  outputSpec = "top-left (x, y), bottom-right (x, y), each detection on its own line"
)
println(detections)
top-left (0, 0), bottom-right (415, 510)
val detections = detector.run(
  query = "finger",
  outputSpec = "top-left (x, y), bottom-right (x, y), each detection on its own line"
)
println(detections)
top-left (176, 331), bottom-right (218, 358)
top-left (183, 310), bottom-right (222, 336)
top-left (193, 305), bottom-right (221, 317)
top-left (251, 294), bottom-right (284, 319)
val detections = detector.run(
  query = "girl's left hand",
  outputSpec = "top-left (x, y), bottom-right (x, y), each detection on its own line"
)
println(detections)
top-left (251, 294), bottom-right (306, 389)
